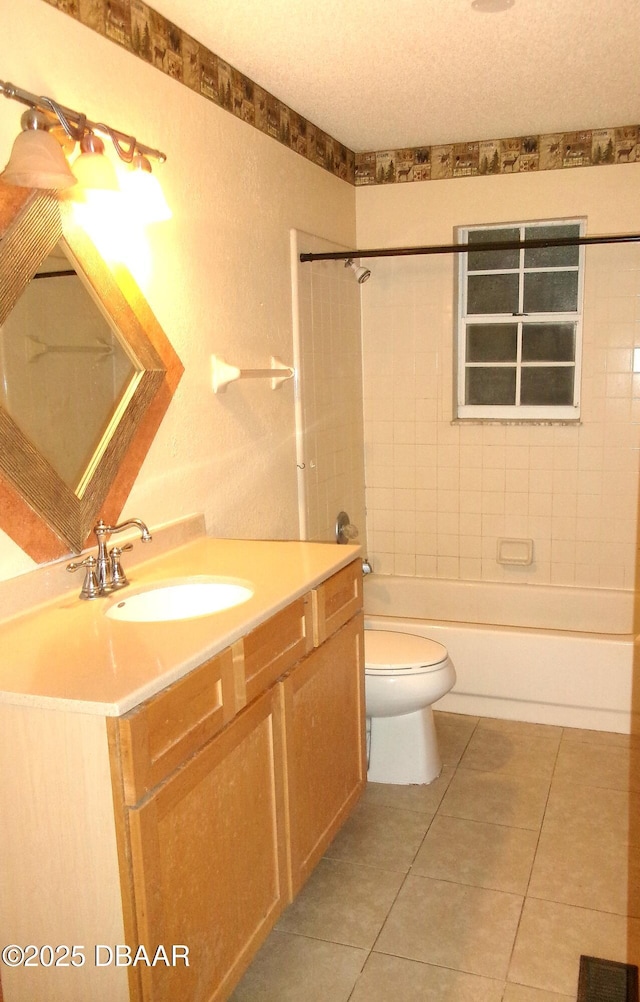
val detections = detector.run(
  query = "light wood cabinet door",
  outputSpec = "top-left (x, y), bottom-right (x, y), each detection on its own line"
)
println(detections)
top-left (312, 560), bottom-right (362, 646)
top-left (125, 686), bottom-right (288, 1002)
top-left (281, 612), bottom-right (366, 897)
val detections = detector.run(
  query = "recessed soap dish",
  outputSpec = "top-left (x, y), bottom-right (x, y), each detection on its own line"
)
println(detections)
top-left (496, 538), bottom-right (534, 566)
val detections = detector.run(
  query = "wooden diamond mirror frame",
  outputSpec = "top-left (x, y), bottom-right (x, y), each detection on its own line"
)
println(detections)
top-left (0, 179), bottom-right (184, 560)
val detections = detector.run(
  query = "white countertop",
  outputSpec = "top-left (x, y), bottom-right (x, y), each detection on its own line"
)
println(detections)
top-left (0, 537), bottom-right (361, 717)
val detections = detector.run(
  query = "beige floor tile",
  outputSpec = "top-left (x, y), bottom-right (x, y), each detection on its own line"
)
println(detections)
top-left (232, 716), bottom-right (640, 997)
top-left (324, 800), bottom-right (432, 872)
top-left (460, 725), bottom-right (560, 779)
top-left (412, 815), bottom-right (538, 894)
top-left (276, 858), bottom-right (404, 949)
top-left (508, 897), bottom-right (640, 996)
top-left (502, 985), bottom-right (573, 1002)
top-left (561, 725), bottom-right (640, 751)
top-left (434, 711), bottom-right (479, 766)
top-left (543, 779), bottom-right (640, 846)
top-left (349, 952), bottom-right (505, 1001)
top-left (439, 768), bottom-right (551, 829)
top-left (554, 741), bottom-right (640, 793)
top-left (479, 717), bottom-right (563, 741)
top-left (528, 827), bottom-right (640, 916)
top-left (229, 931), bottom-right (367, 1001)
top-left (362, 766), bottom-right (454, 815)
top-left (374, 874), bottom-right (523, 979)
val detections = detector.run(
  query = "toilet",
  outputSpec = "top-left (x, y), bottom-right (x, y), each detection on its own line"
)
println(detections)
top-left (364, 629), bottom-right (456, 785)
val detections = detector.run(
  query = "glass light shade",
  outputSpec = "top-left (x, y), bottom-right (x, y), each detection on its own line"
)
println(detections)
top-left (71, 133), bottom-right (119, 192)
top-left (121, 155), bottom-right (171, 223)
top-left (2, 128), bottom-right (77, 189)
top-left (72, 150), bottom-right (119, 191)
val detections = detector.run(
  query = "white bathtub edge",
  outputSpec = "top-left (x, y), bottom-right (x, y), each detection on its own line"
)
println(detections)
top-left (435, 692), bottom-right (636, 734)
top-left (364, 574), bottom-right (635, 635)
top-left (365, 614), bottom-right (637, 735)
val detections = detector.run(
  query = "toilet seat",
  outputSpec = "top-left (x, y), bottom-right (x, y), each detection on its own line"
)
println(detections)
top-left (365, 630), bottom-right (449, 675)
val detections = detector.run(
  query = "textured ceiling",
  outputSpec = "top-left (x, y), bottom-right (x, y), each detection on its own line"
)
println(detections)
top-left (150, 0), bottom-right (640, 152)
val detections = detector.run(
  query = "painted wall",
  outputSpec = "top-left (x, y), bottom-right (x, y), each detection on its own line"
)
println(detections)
top-left (0, 0), bottom-right (357, 581)
top-left (357, 167), bottom-right (640, 589)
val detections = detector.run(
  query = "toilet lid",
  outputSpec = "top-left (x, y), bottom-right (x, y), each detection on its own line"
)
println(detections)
top-left (365, 630), bottom-right (448, 671)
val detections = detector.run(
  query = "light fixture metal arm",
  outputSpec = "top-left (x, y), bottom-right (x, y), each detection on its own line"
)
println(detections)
top-left (0, 79), bottom-right (166, 164)
top-left (99, 126), bottom-right (138, 164)
top-left (39, 96), bottom-right (86, 142)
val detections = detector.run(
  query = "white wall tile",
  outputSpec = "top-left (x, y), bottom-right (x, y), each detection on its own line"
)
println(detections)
top-left (360, 202), bottom-right (640, 592)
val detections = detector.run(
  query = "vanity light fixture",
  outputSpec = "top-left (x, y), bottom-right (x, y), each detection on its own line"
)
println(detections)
top-left (3, 107), bottom-right (77, 189)
top-left (71, 132), bottom-right (119, 191)
top-left (120, 152), bottom-right (172, 223)
top-left (0, 79), bottom-right (168, 204)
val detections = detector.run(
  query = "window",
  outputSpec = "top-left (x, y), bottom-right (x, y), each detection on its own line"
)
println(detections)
top-left (455, 219), bottom-right (585, 421)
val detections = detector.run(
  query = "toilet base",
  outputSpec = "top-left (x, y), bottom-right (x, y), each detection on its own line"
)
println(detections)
top-left (367, 705), bottom-right (442, 785)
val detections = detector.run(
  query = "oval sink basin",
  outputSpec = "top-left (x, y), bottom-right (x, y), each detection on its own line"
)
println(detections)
top-left (105, 576), bottom-right (254, 623)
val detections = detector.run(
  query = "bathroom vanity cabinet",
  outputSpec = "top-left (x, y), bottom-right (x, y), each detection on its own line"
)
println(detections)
top-left (110, 559), bottom-right (364, 1002)
top-left (0, 551), bottom-right (364, 1002)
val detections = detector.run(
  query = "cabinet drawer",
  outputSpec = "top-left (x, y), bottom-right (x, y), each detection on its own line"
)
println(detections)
top-left (239, 596), bottom-right (313, 708)
top-left (116, 647), bottom-right (237, 805)
top-left (312, 560), bottom-right (362, 646)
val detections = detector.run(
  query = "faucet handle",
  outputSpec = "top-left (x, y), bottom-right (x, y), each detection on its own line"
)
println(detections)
top-left (66, 555), bottom-right (100, 600)
top-left (109, 543), bottom-right (133, 590)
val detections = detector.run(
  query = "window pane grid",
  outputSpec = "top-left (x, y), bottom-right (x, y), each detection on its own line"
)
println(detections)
top-left (465, 360), bottom-right (576, 367)
top-left (462, 223), bottom-right (581, 319)
top-left (457, 219), bottom-right (584, 419)
top-left (460, 318), bottom-right (580, 410)
top-left (466, 265), bottom-right (579, 277)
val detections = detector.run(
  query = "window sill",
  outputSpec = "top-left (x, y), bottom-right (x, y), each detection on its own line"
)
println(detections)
top-left (451, 418), bottom-right (582, 426)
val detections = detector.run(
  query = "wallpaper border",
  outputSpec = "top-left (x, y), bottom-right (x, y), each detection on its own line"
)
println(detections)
top-left (355, 129), bottom-right (640, 186)
top-left (40, 1), bottom-right (640, 187)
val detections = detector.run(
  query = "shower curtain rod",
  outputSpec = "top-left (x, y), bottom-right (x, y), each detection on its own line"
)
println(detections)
top-left (299, 232), bottom-right (640, 263)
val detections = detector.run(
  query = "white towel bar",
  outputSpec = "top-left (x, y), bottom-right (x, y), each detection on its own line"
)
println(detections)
top-left (211, 354), bottom-right (294, 393)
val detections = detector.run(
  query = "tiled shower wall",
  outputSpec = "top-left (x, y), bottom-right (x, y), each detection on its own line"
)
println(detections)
top-left (361, 243), bottom-right (640, 588)
top-left (293, 232), bottom-right (366, 546)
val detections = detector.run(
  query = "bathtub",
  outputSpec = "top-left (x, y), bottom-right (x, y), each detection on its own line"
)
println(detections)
top-left (364, 575), bottom-right (638, 733)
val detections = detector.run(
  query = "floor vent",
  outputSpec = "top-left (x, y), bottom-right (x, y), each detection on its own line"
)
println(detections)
top-left (578, 956), bottom-right (639, 1002)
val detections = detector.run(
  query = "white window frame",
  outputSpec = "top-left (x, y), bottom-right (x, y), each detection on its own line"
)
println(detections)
top-left (455, 218), bottom-right (585, 421)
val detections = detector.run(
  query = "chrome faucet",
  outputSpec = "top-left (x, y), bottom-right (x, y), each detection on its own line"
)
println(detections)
top-left (94, 518), bottom-right (152, 592)
top-left (67, 517), bottom-right (152, 599)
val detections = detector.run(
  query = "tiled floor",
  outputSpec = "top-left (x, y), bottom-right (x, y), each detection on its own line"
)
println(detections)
top-left (230, 712), bottom-right (640, 1001)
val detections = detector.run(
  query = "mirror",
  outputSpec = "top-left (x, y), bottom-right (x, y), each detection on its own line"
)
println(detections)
top-left (0, 181), bottom-right (184, 559)
top-left (2, 241), bottom-right (139, 492)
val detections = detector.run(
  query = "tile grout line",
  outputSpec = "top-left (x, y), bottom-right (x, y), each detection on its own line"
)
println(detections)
top-left (345, 719), bottom-right (474, 997)
top-left (346, 714), bottom-right (483, 998)
top-left (501, 724), bottom-right (566, 995)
